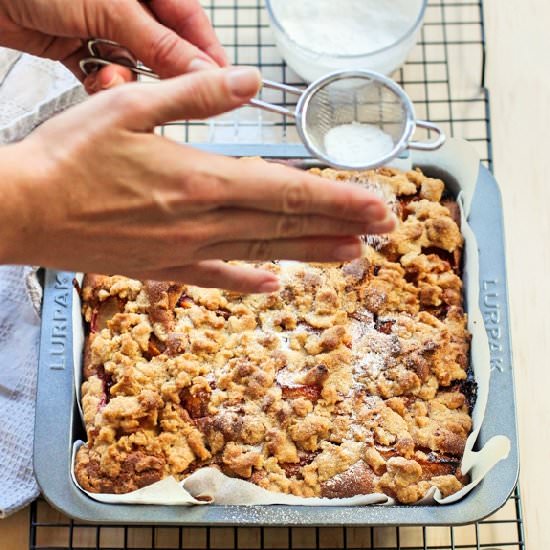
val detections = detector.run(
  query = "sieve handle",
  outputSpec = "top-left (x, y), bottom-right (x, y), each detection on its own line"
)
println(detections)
top-left (247, 79), bottom-right (305, 118)
top-left (262, 79), bottom-right (304, 96)
top-left (248, 99), bottom-right (296, 118)
top-left (408, 120), bottom-right (446, 151)
top-left (80, 56), bottom-right (160, 79)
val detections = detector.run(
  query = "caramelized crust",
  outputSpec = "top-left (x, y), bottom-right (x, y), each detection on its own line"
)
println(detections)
top-left (76, 166), bottom-right (473, 503)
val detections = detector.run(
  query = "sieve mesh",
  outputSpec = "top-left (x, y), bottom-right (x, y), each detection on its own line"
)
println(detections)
top-left (301, 75), bottom-right (409, 163)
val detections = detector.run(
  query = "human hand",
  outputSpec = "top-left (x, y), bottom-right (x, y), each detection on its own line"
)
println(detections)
top-left (0, 0), bottom-right (227, 91)
top-left (0, 67), bottom-right (395, 293)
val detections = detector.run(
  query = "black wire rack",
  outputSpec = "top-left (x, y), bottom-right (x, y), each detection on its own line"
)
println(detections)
top-left (29, 487), bottom-right (525, 550)
top-left (28, 0), bottom-right (525, 548)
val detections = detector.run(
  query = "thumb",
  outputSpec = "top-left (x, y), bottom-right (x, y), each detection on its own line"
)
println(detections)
top-left (115, 66), bottom-right (262, 131)
top-left (95, 0), bottom-right (218, 76)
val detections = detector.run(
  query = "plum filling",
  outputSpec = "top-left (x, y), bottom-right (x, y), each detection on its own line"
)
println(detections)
top-left (422, 246), bottom-right (462, 276)
top-left (280, 451), bottom-right (320, 478)
top-left (143, 335), bottom-right (166, 360)
top-left (216, 308), bottom-right (231, 320)
top-left (396, 195), bottom-right (418, 221)
top-left (280, 384), bottom-right (322, 402)
top-left (179, 388), bottom-right (210, 420)
top-left (449, 370), bottom-right (478, 413)
top-left (375, 318), bottom-right (396, 334)
top-left (97, 365), bottom-right (113, 408)
top-left (89, 297), bottom-right (124, 333)
top-left (176, 293), bottom-right (194, 308)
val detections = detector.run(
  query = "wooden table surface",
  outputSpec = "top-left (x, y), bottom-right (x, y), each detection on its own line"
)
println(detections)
top-left (484, 0), bottom-right (550, 546)
top-left (1, 0), bottom-right (549, 547)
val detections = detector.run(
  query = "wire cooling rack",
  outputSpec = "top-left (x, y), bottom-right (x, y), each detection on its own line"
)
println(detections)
top-left (29, 0), bottom-right (524, 548)
top-left (29, 488), bottom-right (525, 550)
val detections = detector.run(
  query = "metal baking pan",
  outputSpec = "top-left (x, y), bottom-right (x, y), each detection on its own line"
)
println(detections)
top-left (34, 143), bottom-right (519, 526)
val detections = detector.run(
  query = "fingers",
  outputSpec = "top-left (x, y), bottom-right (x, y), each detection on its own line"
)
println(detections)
top-left (115, 142), bottom-right (392, 225)
top-left (114, 67), bottom-right (261, 130)
top-left (196, 236), bottom-right (364, 263)
top-left (204, 208), bottom-right (396, 243)
top-left (84, 65), bottom-right (135, 94)
top-left (95, 0), bottom-right (218, 77)
top-left (150, 0), bottom-right (228, 67)
top-left (176, 154), bottom-right (392, 224)
top-left (134, 261), bottom-right (280, 293)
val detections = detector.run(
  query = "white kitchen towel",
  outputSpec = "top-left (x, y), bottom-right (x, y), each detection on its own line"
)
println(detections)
top-left (0, 48), bottom-right (86, 517)
top-left (0, 48), bottom-right (87, 144)
top-left (0, 266), bottom-right (42, 518)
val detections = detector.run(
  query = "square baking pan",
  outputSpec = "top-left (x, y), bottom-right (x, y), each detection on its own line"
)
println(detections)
top-left (34, 143), bottom-right (519, 526)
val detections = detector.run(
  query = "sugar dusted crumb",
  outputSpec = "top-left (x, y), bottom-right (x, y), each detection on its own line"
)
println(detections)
top-left (76, 165), bottom-right (472, 504)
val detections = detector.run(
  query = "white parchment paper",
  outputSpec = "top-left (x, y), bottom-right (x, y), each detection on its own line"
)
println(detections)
top-left (71, 138), bottom-right (511, 506)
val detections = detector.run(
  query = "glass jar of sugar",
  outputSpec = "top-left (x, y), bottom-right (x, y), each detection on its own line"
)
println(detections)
top-left (265, 0), bottom-right (427, 82)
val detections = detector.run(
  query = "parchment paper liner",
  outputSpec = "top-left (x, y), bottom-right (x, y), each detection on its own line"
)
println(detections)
top-left (71, 138), bottom-right (511, 506)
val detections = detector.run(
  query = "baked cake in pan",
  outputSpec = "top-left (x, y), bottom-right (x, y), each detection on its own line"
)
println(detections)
top-left (75, 166), bottom-right (474, 504)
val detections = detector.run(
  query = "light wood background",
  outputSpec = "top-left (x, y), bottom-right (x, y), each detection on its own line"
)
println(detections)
top-left (484, 0), bottom-right (550, 547)
top-left (1, 0), bottom-right (549, 547)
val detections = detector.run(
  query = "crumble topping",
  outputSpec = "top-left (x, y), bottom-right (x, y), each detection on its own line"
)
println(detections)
top-left (76, 165), bottom-right (473, 503)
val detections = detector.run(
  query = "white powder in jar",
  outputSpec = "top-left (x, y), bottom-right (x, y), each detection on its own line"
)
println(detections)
top-left (323, 122), bottom-right (395, 166)
top-left (270, 0), bottom-right (424, 56)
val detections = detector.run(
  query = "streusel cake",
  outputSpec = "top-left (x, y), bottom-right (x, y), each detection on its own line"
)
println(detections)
top-left (75, 165), bottom-right (474, 504)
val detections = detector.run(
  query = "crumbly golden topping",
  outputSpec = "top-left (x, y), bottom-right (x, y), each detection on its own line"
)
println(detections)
top-left (76, 166), bottom-right (473, 503)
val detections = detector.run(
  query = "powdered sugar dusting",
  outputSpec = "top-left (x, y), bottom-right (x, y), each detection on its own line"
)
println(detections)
top-left (276, 367), bottom-right (301, 388)
top-left (351, 313), bottom-right (398, 381)
top-left (356, 352), bottom-right (386, 377)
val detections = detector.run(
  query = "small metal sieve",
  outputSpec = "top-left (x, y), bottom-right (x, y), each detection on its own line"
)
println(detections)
top-left (81, 40), bottom-right (445, 170)
top-left (252, 70), bottom-right (446, 170)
